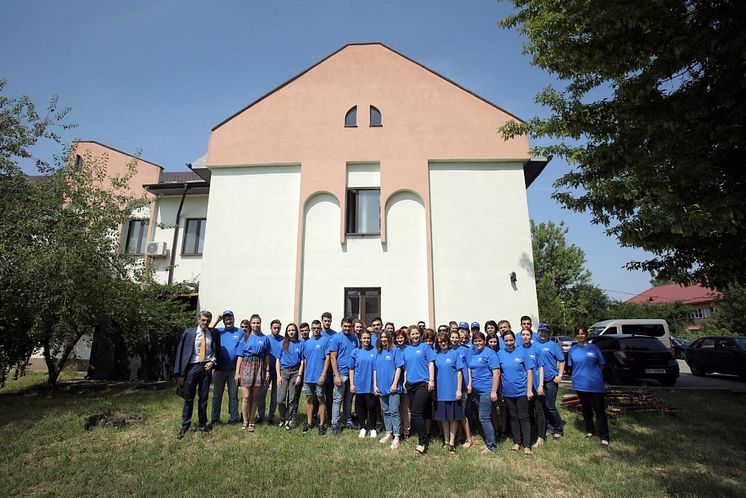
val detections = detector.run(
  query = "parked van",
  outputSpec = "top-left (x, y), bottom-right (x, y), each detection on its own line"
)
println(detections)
top-left (588, 319), bottom-right (671, 350)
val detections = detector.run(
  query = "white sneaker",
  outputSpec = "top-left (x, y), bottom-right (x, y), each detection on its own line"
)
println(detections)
top-left (369, 429), bottom-right (377, 439)
top-left (390, 436), bottom-right (400, 449)
top-left (379, 433), bottom-right (392, 444)
top-left (359, 429), bottom-right (367, 439)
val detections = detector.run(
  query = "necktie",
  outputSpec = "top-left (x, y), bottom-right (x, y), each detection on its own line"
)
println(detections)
top-left (199, 330), bottom-right (206, 362)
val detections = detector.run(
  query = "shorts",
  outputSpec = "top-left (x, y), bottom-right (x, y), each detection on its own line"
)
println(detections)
top-left (239, 356), bottom-right (265, 387)
top-left (303, 382), bottom-right (325, 398)
top-left (434, 400), bottom-right (465, 421)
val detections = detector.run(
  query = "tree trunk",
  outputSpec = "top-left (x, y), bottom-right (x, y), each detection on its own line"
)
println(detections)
top-left (43, 332), bottom-right (85, 388)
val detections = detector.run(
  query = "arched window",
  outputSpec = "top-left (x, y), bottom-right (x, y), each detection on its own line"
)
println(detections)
top-left (345, 106), bottom-right (357, 127)
top-left (370, 106), bottom-right (382, 127)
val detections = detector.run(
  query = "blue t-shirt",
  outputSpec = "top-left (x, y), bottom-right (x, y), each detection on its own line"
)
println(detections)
top-left (538, 339), bottom-right (564, 381)
top-left (498, 347), bottom-right (535, 398)
top-left (267, 334), bottom-right (284, 379)
top-left (237, 333), bottom-right (270, 358)
top-left (455, 345), bottom-right (473, 390)
top-left (303, 335), bottom-right (330, 383)
top-left (350, 347), bottom-right (377, 394)
top-left (402, 342), bottom-right (436, 384)
top-left (568, 343), bottom-right (605, 393)
top-left (521, 341), bottom-right (543, 391)
top-left (370, 334), bottom-right (378, 348)
top-left (497, 335), bottom-right (506, 350)
top-left (279, 339), bottom-right (305, 370)
top-left (434, 349), bottom-right (464, 401)
top-left (375, 348), bottom-right (404, 395)
top-left (327, 332), bottom-right (359, 377)
top-left (322, 328), bottom-right (337, 337)
top-left (468, 347), bottom-right (500, 395)
top-left (216, 326), bottom-right (243, 370)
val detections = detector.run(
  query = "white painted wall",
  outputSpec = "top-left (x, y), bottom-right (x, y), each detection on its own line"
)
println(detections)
top-left (429, 163), bottom-right (539, 328)
top-left (300, 191), bottom-right (427, 326)
top-left (199, 166), bottom-right (301, 323)
top-left (347, 163), bottom-right (380, 188)
top-left (149, 194), bottom-right (209, 285)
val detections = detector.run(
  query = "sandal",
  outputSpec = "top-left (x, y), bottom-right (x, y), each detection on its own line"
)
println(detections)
top-left (511, 444), bottom-right (520, 452)
top-left (241, 423), bottom-right (248, 431)
top-left (414, 445), bottom-right (426, 455)
top-left (462, 439), bottom-right (473, 449)
top-left (601, 440), bottom-right (609, 447)
top-left (248, 423), bottom-right (255, 433)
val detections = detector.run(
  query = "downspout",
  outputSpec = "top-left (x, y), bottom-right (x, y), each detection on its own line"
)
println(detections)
top-left (168, 184), bottom-right (190, 285)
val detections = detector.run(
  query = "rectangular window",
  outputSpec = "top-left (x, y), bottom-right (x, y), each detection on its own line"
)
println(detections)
top-left (346, 188), bottom-right (380, 235)
top-left (183, 218), bottom-right (206, 255)
top-left (124, 220), bottom-right (148, 255)
top-left (344, 287), bottom-right (381, 324)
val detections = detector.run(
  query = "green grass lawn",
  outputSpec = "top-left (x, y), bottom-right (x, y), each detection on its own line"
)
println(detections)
top-left (2, 375), bottom-right (745, 497)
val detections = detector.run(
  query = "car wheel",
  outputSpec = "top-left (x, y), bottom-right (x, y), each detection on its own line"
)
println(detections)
top-left (689, 362), bottom-right (705, 377)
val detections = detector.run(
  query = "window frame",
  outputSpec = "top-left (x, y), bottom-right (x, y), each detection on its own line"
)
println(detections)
top-left (124, 219), bottom-right (149, 255)
top-left (346, 188), bottom-right (381, 236)
top-left (345, 106), bottom-right (358, 128)
top-left (182, 218), bottom-right (207, 256)
top-left (344, 287), bottom-right (381, 323)
top-left (369, 105), bottom-right (382, 127)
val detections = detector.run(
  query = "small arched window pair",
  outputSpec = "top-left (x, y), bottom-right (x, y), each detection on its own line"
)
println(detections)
top-left (345, 106), bottom-right (382, 127)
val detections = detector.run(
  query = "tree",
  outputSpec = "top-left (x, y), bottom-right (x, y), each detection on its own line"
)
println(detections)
top-left (712, 282), bottom-right (746, 334)
top-left (0, 82), bottom-right (193, 387)
top-left (500, 1), bottom-right (746, 289)
top-left (531, 220), bottom-right (607, 333)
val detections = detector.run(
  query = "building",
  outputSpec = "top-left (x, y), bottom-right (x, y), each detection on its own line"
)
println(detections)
top-left (627, 283), bottom-right (723, 330)
top-left (139, 42), bottom-right (546, 328)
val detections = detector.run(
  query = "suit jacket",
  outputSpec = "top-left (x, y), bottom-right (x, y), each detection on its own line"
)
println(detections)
top-left (173, 326), bottom-right (222, 376)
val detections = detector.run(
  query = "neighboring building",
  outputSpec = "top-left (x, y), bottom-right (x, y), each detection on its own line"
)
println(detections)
top-left (139, 43), bottom-right (547, 327)
top-left (627, 283), bottom-right (723, 330)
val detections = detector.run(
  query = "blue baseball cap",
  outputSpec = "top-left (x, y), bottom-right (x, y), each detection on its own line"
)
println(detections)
top-left (458, 321), bottom-right (470, 331)
top-left (470, 322), bottom-right (480, 330)
top-left (538, 323), bottom-right (550, 333)
top-left (222, 310), bottom-right (234, 317)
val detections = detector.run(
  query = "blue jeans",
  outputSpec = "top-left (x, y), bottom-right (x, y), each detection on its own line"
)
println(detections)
top-left (332, 374), bottom-right (353, 428)
top-left (257, 376), bottom-right (278, 421)
top-left (380, 393), bottom-right (401, 436)
top-left (211, 368), bottom-right (240, 424)
top-left (474, 392), bottom-right (497, 451)
top-left (542, 381), bottom-right (564, 435)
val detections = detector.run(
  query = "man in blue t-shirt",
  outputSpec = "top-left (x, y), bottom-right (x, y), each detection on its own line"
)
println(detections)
top-left (328, 316), bottom-right (359, 434)
top-left (258, 318), bottom-right (284, 425)
top-left (520, 315), bottom-right (542, 343)
top-left (210, 310), bottom-right (243, 425)
top-left (320, 312), bottom-right (337, 419)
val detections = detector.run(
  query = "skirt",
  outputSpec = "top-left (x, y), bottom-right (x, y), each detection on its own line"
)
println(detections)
top-left (240, 356), bottom-right (265, 387)
top-left (434, 400), bottom-right (465, 421)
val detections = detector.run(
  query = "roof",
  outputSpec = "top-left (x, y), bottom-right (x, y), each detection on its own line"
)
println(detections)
top-left (626, 284), bottom-right (722, 305)
top-left (144, 169), bottom-right (209, 195)
top-left (74, 141), bottom-right (164, 170)
top-left (158, 171), bottom-right (203, 183)
top-left (212, 42), bottom-right (525, 131)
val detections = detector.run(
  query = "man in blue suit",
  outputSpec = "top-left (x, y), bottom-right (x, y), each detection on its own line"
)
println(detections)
top-left (174, 310), bottom-right (221, 439)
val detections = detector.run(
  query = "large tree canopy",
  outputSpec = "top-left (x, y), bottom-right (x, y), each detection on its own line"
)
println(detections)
top-left (501, 0), bottom-right (746, 289)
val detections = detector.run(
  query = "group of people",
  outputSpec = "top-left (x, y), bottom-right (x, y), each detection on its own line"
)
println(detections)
top-left (173, 310), bottom-right (610, 454)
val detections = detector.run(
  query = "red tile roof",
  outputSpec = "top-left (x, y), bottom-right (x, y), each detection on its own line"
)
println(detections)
top-left (627, 283), bottom-right (722, 305)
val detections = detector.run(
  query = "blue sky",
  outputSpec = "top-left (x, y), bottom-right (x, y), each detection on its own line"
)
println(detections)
top-left (2, 0), bottom-right (654, 300)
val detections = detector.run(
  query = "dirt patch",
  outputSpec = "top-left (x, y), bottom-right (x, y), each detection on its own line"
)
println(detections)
top-left (83, 410), bottom-right (141, 430)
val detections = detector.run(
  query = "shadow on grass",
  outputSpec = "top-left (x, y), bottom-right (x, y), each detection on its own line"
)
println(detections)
top-left (569, 390), bottom-right (746, 496)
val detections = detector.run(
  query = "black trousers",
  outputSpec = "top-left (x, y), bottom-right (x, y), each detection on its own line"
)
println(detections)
top-left (355, 393), bottom-right (377, 430)
top-left (577, 391), bottom-right (609, 440)
top-left (181, 362), bottom-right (212, 431)
top-left (407, 381), bottom-right (430, 446)
top-left (505, 396), bottom-right (531, 448)
top-left (530, 394), bottom-right (547, 440)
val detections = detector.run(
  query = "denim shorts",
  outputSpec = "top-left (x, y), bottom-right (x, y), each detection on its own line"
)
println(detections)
top-left (303, 382), bottom-right (325, 398)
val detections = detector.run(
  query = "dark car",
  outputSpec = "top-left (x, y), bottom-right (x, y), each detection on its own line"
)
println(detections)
top-left (684, 336), bottom-right (746, 379)
top-left (670, 337), bottom-right (692, 359)
top-left (590, 334), bottom-right (679, 386)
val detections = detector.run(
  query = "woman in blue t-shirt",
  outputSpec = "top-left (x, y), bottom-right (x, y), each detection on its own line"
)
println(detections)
top-left (450, 330), bottom-right (473, 449)
top-left (467, 331), bottom-right (501, 453)
top-left (374, 329), bottom-right (404, 449)
top-left (394, 328), bottom-right (411, 440)
top-left (276, 323), bottom-right (305, 430)
top-left (234, 314), bottom-right (270, 432)
top-left (402, 325), bottom-right (436, 455)
top-left (350, 330), bottom-right (378, 439)
top-left (497, 330), bottom-right (535, 454)
top-left (568, 325), bottom-right (609, 446)
top-left (434, 331), bottom-right (464, 454)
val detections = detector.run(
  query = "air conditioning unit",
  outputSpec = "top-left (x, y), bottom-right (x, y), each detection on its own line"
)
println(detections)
top-left (145, 241), bottom-right (168, 257)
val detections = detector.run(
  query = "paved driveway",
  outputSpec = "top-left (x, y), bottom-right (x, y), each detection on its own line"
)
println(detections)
top-left (560, 360), bottom-right (746, 392)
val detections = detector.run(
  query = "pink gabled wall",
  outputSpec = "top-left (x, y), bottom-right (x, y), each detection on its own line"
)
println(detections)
top-left (205, 43), bottom-right (532, 324)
